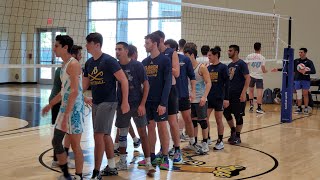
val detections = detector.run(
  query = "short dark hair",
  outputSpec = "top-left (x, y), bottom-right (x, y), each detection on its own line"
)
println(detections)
top-left (128, 44), bottom-right (137, 58)
top-left (178, 39), bottom-right (186, 48)
top-left (184, 47), bottom-right (197, 58)
top-left (70, 45), bottom-right (82, 55)
top-left (201, 45), bottom-right (210, 56)
top-left (184, 42), bottom-right (197, 51)
top-left (229, 44), bottom-right (240, 53)
top-left (254, 42), bottom-right (261, 51)
top-left (299, 48), bottom-right (308, 53)
top-left (209, 46), bottom-right (221, 59)
top-left (145, 33), bottom-right (160, 47)
top-left (86, 32), bottom-right (103, 47)
top-left (116, 42), bottom-right (129, 49)
top-left (164, 39), bottom-right (178, 51)
top-left (152, 30), bottom-right (165, 39)
top-left (55, 35), bottom-right (74, 53)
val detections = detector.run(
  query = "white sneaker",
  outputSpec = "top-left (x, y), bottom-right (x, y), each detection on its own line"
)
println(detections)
top-left (213, 141), bottom-right (224, 150)
top-left (202, 142), bottom-right (209, 153)
top-left (73, 175), bottom-right (82, 180)
top-left (116, 160), bottom-right (128, 170)
top-left (52, 160), bottom-right (59, 168)
top-left (208, 138), bottom-right (213, 145)
top-left (184, 143), bottom-right (204, 155)
top-left (57, 175), bottom-right (72, 180)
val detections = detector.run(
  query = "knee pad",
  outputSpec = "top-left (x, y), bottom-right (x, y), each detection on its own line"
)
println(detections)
top-left (296, 89), bottom-right (302, 100)
top-left (192, 120), bottom-right (198, 128)
top-left (235, 115), bottom-right (243, 125)
top-left (223, 111), bottom-right (233, 121)
top-left (52, 130), bottom-right (65, 154)
top-left (199, 120), bottom-right (208, 129)
top-left (119, 128), bottom-right (129, 148)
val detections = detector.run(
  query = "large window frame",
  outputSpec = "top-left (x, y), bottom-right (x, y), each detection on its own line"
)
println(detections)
top-left (88, 0), bottom-right (181, 61)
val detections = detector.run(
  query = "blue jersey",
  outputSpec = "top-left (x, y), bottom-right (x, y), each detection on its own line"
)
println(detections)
top-left (176, 54), bottom-right (195, 98)
top-left (207, 62), bottom-right (229, 100)
top-left (228, 59), bottom-right (249, 100)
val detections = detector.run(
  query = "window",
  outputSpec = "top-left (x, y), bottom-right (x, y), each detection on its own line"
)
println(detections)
top-left (88, 0), bottom-right (181, 61)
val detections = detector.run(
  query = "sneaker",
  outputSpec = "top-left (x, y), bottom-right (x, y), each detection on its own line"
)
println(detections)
top-left (230, 137), bottom-right (241, 145)
top-left (173, 151), bottom-right (183, 164)
top-left (101, 165), bottom-right (118, 176)
top-left (73, 175), bottom-right (82, 180)
top-left (180, 133), bottom-right (189, 142)
top-left (294, 108), bottom-right (302, 114)
top-left (116, 160), bottom-right (128, 170)
top-left (168, 147), bottom-right (175, 156)
top-left (159, 157), bottom-right (169, 170)
top-left (213, 141), bottom-right (224, 150)
top-left (52, 160), bottom-right (59, 168)
top-left (228, 132), bottom-right (236, 144)
top-left (114, 148), bottom-right (120, 154)
top-left (202, 142), bottom-right (209, 153)
top-left (208, 138), bottom-right (213, 145)
top-left (304, 108), bottom-right (310, 115)
top-left (90, 170), bottom-right (102, 180)
top-left (146, 163), bottom-right (156, 176)
top-left (58, 175), bottom-right (72, 180)
top-left (133, 138), bottom-right (141, 148)
top-left (249, 106), bottom-right (254, 112)
top-left (184, 143), bottom-right (205, 155)
top-left (256, 108), bottom-right (265, 114)
top-left (138, 159), bottom-right (147, 166)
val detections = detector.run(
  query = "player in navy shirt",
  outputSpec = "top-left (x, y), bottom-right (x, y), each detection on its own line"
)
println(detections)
top-left (207, 46), bottom-right (229, 150)
top-left (141, 33), bottom-right (172, 170)
top-left (114, 42), bottom-right (155, 173)
top-left (152, 31), bottom-right (182, 163)
top-left (83, 33), bottom-right (129, 178)
top-left (223, 45), bottom-right (250, 145)
top-left (293, 48), bottom-right (316, 114)
top-left (164, 39), bottom-right (204, 154)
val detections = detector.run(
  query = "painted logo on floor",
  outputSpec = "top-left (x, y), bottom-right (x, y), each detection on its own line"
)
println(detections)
top-left (171, 151), bottom-right (246, 178)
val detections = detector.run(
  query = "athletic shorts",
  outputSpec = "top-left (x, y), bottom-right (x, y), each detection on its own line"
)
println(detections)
top-left (115, 102), bottom-right (148, 129)
top-left (179, 97), bottom-right (191, 111)
top-left (249, 77), bottom-right (264, 89)
top-left (191, 102), bottom-right (208, 119)
top-left (146, 101), bottom-right (168, 122)
top-left (168, 85), bottom-right (179, 115)
top-left (92, 102), bottom-right (117, 135)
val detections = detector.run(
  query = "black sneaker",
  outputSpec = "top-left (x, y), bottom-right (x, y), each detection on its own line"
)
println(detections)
top-left (133, 138), bottom-right (141, 148)
top-left (101, 165), bottom-right (118, 176)
top-left (294, 108), bottom-right (302, 114)
top-left (230, 137), bottom-right (241, 145)
top-left (249, 106), bottom-right (254, 113)
top-left (228, 132), bottom-right (236, 144)
top-left (256, 108), bottom-right (265, 114)
top-left (90, 170), bottom-right (102, 180)
top-left (114, 148), bottom-right (120, 154)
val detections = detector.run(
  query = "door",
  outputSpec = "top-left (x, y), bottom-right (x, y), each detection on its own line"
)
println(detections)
top-left (37, 28), bottom-right (66, 84)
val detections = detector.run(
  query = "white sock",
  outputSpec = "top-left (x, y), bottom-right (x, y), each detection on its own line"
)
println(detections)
top-left (114, 143), bottom-right (119, 150)
top-left (120, 154), bottom-right (127, 162)
top-left (133, 137), bottom-right (139, 143)
top-left (189, 137), bottom-right (195, 145)
top-left (108, 158), bottom-right (116, 168)
top-left (145, 157), bottom-right (151, 165)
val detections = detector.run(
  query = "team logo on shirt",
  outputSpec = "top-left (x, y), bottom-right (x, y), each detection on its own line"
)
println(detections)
top-left (229, 67), bottom-right (236, 80)
top-left (209, 71), bottom-right (219, 83)
top-left (89, 66), bottom-right (105, 85)
top-left (144, 65), bottom-right (158, 77)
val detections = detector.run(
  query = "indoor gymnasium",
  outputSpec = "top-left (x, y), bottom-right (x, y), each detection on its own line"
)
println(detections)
top-left (0, 0), bottom-right (319, 179)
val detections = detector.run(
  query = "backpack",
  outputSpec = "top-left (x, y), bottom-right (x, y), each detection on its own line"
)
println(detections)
top-left (272, 88), bottom-right (281, 99)
top-left (263, 88), bottom-right (274, 104)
